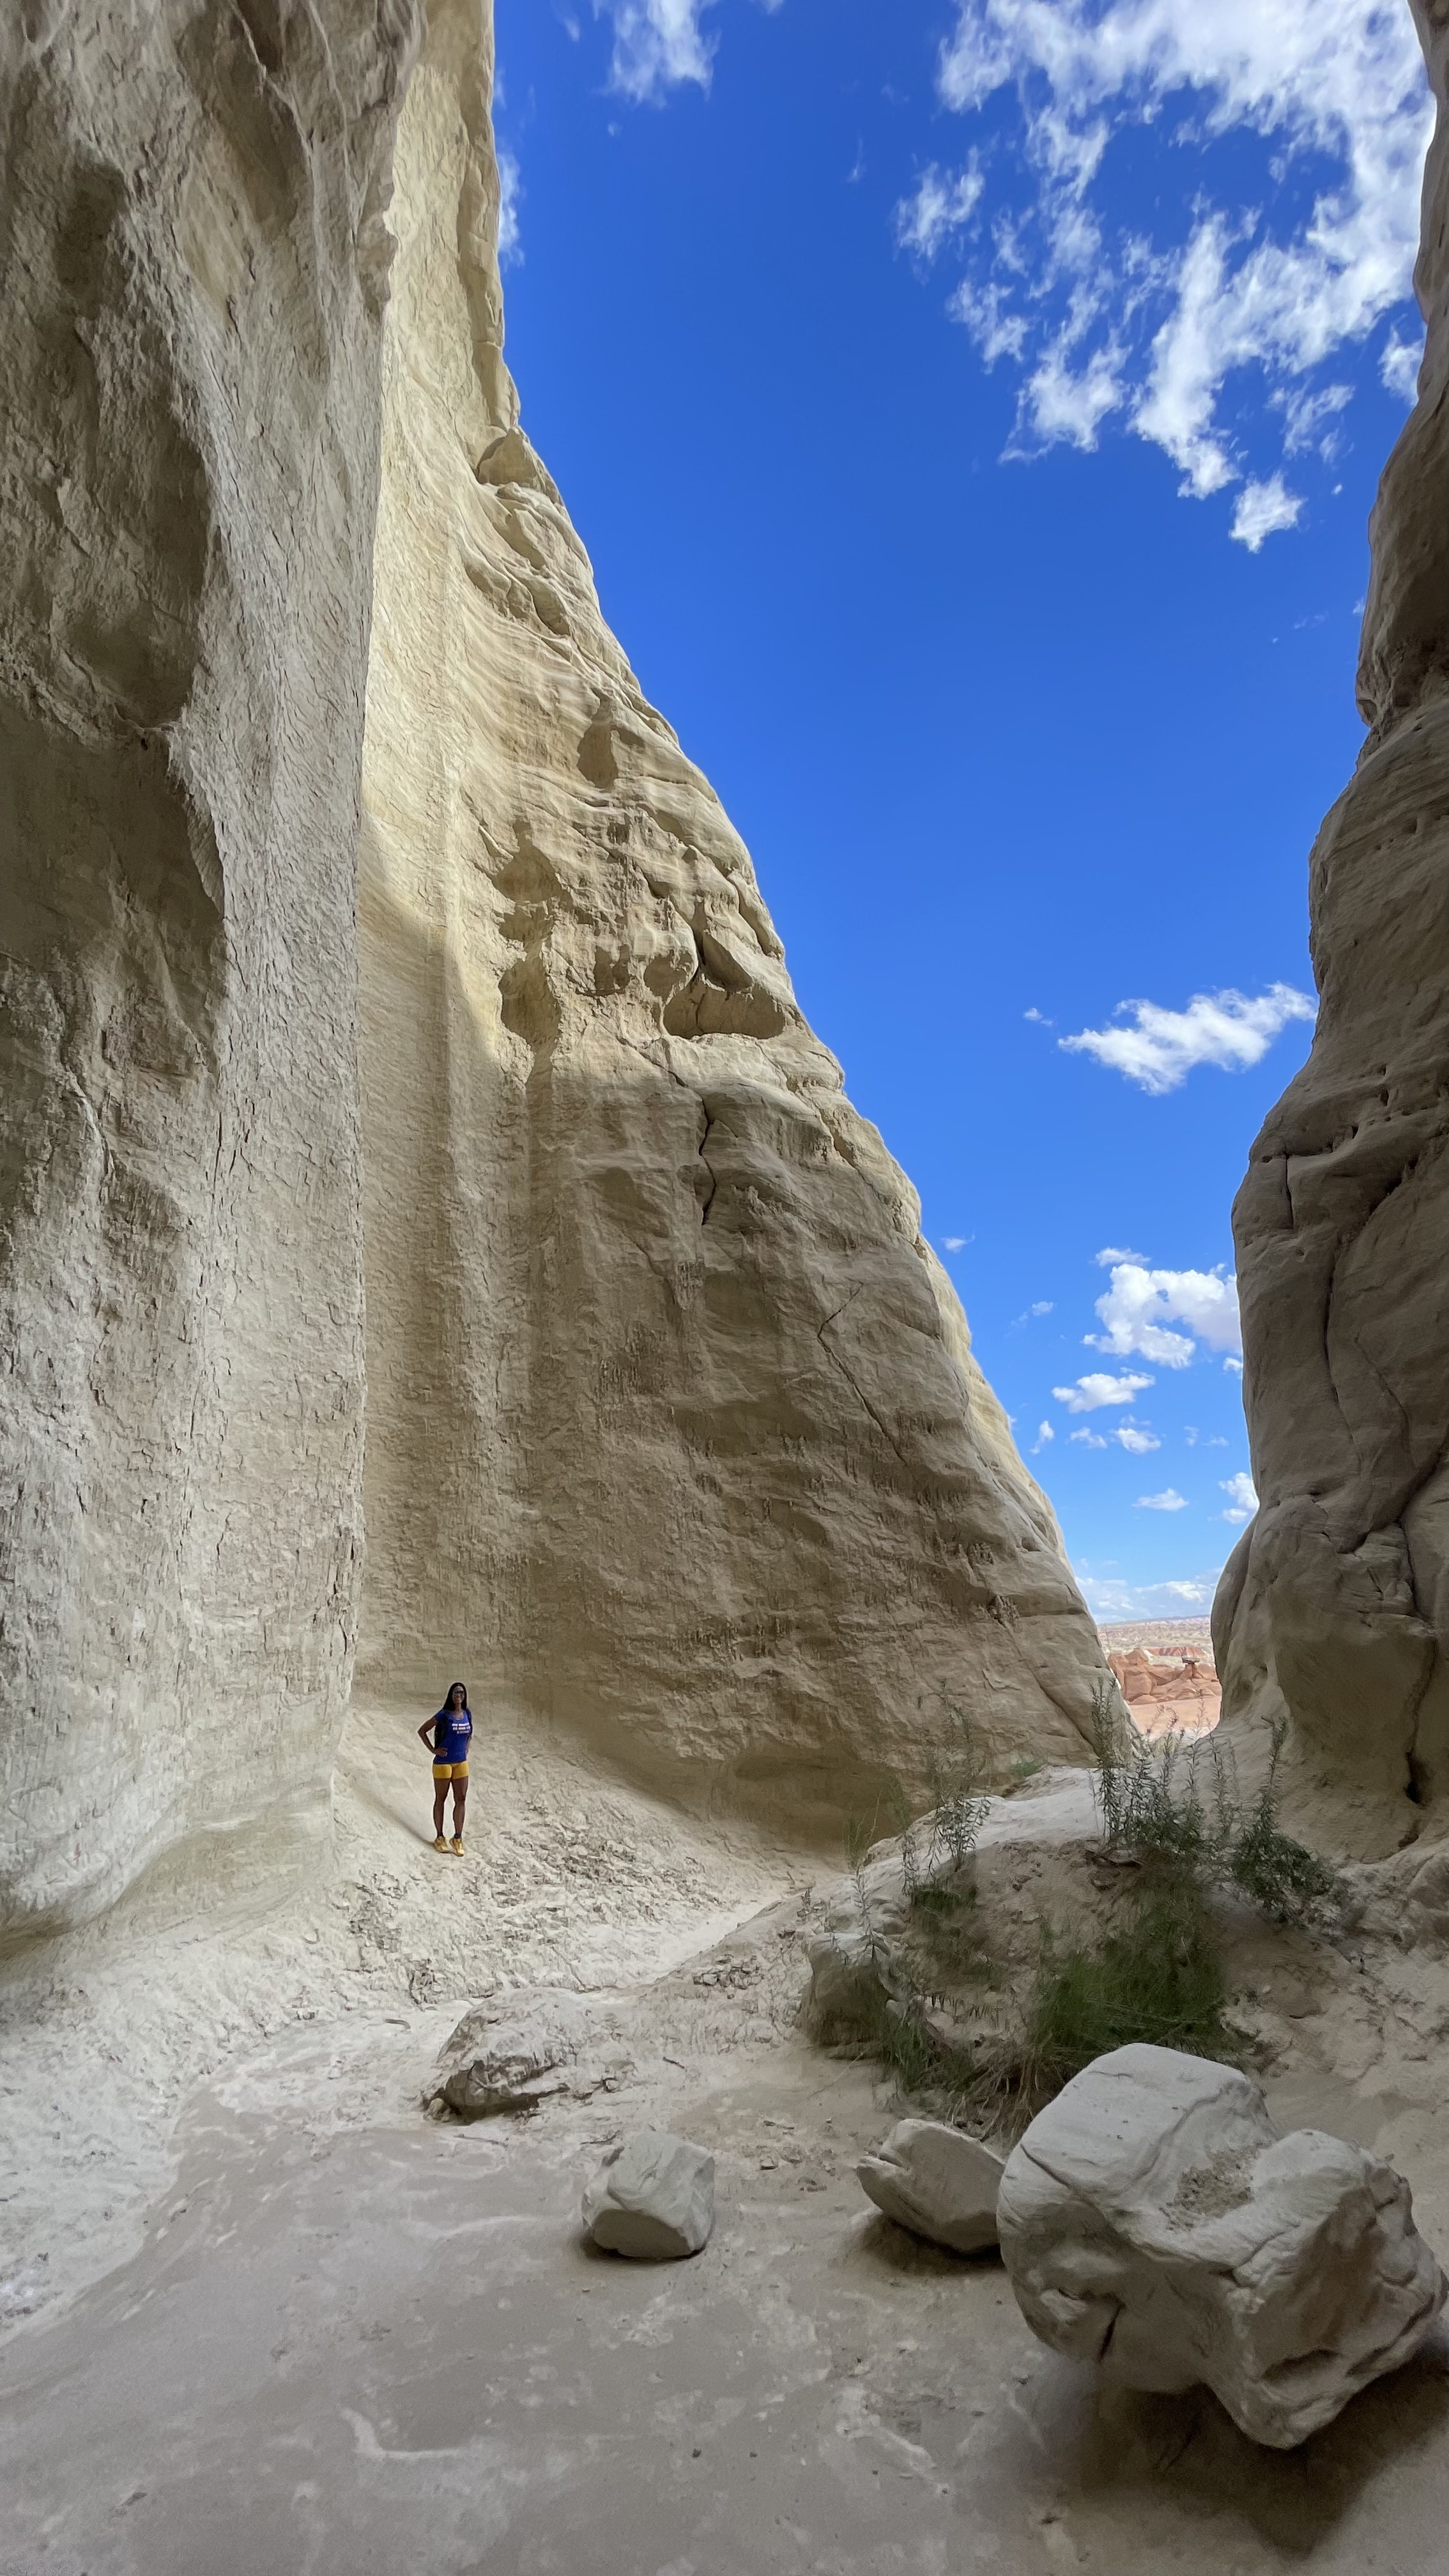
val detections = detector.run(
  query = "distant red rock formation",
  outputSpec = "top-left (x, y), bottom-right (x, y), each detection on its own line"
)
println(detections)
top-left (1103, 1638), bottom-right (1221, 1740)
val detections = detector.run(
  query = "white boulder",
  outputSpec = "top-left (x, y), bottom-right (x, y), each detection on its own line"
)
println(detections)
top-left (998, 2044), bottom-right (1446, 2448)
top-left (440, 1990), bottom-right (594, 2115)
top-left (856, 2120), bottom-right (1004, 2253)
top-left (583, 2130), bottom-right (716, 2260)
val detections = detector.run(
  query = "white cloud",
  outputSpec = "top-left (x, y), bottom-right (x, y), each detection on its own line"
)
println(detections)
top-left (1230, 473), bottom-right (1303, 551)
top-left (1054, 1370), bottom-right (1154, 1412)
top-left (600, 0), bottom-right (714, 102)
top-left (1382, 325), bottom-right (1425, 401)
top-left (1060, 983), bottom-right (1316, 1093)
top-left (1031, 1420), bottom-right (1055, 1453)
top-left (1078, 1563), bottom-right (1222, 1619)
top-left (1114, 1423), bottom-right (1161, 1453)
top-left (1089, 1255), bottom-right (1241, 1367)
top-left (1070, 1427), bottom-right (1108, 1448)
top-left (1031, 1300), bottom-right (1054, 1316)
top-left (896, 163), bottom-right (985, 261)
top-left (1278, 381), bottom-right (1353, 457)
top-left (930, 1), bottom-right (1432, 532)
top-left (943, 1235), bottom-right (969, 1252)
top-left (498, 147), bottom-right (523, 266)
top-left (1223, 1355), bottom-right (1244, 1376)
top-left (1023, 1006), bottom-right (1054, 1025)
top-left (1220, 1469), bottom-right (1258, 1522)
top-left (1136, 1487), bottom-right (1188, 1512)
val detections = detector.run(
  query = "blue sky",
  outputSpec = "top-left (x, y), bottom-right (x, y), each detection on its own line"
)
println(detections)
top-left (494, 0), bottom-right (1432, 1621)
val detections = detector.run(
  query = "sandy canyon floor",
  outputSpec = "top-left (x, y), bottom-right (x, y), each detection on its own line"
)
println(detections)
top-left (5, 1701), bottom-right (1449, 2576)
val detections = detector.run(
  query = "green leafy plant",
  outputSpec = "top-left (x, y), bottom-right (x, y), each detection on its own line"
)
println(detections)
top-left (1023, 1892), bottom-right (1236, 2102)
top-left (1087, 1681), bottom-right (1340, 1926)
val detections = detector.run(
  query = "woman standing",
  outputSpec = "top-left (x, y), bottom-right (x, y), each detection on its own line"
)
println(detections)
top-left (419, 1683), bottom-right (472, 1854)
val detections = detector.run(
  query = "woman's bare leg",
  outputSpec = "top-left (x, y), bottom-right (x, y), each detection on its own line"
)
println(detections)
top-left (452, 1780), bottom-right (468, 1843)
top-left (432, 1779), bottom-right (448, 1839)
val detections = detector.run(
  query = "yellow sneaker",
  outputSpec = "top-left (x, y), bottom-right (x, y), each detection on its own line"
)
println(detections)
top-left (433, 1834), bottom-right (447, 1851)
top-left (450, 1836), bottom-right (464, 1856)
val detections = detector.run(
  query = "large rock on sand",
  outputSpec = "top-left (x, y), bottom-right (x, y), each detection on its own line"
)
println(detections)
top-left (583, 2131), bottom-right (715, 2260)
top-left (998, 2044), bottom-right (1446, 2449)
top-left (857, 2120), bottom-right (1004, 2253)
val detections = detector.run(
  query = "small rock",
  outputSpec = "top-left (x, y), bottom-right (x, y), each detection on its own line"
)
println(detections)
top-left (582, 2129), bottom-right (715, 2260)
top-left (438, 1989), bottom-right (593, 2115)
top-left (856, 2119), bottom-right (1004, 2253)
top-left (998, 2043), bottom-right (1447, 2449)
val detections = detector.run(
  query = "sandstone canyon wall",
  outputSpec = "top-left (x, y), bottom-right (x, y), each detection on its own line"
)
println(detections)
top-left (0, 0), bottom-right (1103, 1943)
top-left (355, 0), bottom-right (1103, 1831)
top-left (1215, 0), bottom-right (1449, 1851)
top-left (0, 0), bottom-right (418, 1942)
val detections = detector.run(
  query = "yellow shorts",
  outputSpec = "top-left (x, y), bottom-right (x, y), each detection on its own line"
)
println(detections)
top-left (432, 1760), bottom-right (469, 1781)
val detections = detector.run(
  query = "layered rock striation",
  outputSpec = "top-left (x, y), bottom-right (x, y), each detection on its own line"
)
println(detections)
top-left (1215, 0), bottom-right (1449, 1849)
top-left (1, 0), bottom-right (1103, 1942)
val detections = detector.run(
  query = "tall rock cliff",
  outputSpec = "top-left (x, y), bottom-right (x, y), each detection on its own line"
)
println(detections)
top-left (0, 0), bottom-right (419, 1942)
top-left (0, 0), bottom-right (1103, 1942)
top-left (1216, 0), bottom-right (1449, 1853)
top-left (356, 0), bottom-right (1103, 1830)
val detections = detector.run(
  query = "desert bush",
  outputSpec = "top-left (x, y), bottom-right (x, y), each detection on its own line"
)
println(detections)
top-left (1087, 1683), bottom-right (1340, 1926)
top-left (818, 1687), bottom-right (1340, 2131)
top-left (1023, 1892), bottom-right (1236, 2102)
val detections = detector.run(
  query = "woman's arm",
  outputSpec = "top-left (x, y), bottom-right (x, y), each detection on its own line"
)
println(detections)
top-left (417, 1719), bottom-right (437, 1747)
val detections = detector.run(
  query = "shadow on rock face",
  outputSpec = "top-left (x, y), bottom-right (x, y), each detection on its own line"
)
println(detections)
top-left (1070, 2325), bottom-right (1449, 2556)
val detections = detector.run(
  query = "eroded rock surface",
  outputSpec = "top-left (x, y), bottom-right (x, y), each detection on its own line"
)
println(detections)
top-left (353, 0), bottom-right (1107, 1827)
top-left (1215, 5), bottom-right (1449, 1848)
top-left (0, 0), bottom-right (419, 1940)
top-left (999, 2043), bottom-right (1446, 2449)
top-left (0, 0), bottom-right (1104, 1956)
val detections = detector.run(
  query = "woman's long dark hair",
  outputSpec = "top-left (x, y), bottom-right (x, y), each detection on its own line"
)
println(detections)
top-left (436, 1681), bottom-right (470, 1715)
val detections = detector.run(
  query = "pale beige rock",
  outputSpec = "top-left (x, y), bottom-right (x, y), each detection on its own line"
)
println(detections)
top-left (856, 2119), bottom-right (1004, 2252)
top-left (999, 2043), bottom-right (1446, 2449)
top-left (439, 1988), bottom-right (594, 2114)
top-left (0, 0), bottom-right (420, 1941)
top-left (582, 2129), bottom-right (716, 2259)
top-left (1215, 4), bottom-right (1449, 1849)
top-left (0, 0), bottom-right (1105, 1956)
top-left (353, 0), bottom-right (1107, 1831)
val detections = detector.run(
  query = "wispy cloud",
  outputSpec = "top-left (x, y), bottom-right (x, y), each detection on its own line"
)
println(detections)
top-left (1031, 1420), bottom-right (1055, 1453)
top-left (1078, 1564), bottom-right (1222, 1620)
top-left (1053, 1370), bottom-right (1154, 1413)
top-left (1136, 1487), bottom-right (1188, 1512)
top-left (1220, 1469), bottom-right (1258, 1523)
top-left (498, 146), bottom-right (523, 264)
top-left (924, 1), bottom-right (1431, 533)
top-left (896, 162), bottom-right (985, 260)
top-left (1088, 1254), bottom-right (1241, 1368)
top-left (1060, 984), bottom-right (1316, 1094)
top-left (598, 0), bottom-right (714, 102)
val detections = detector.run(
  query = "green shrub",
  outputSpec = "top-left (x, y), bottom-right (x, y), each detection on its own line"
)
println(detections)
top-left (1087, 1682), bottom-right (1340, 1926)
top-left (1024, 1893), bottom-right (1236, 2101)
top-left (1229, 1794), bottom-right (1341, 1922)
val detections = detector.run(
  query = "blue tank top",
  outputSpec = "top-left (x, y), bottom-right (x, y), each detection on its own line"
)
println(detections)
top-left (434, 1710), bottom-right (472, 1760)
